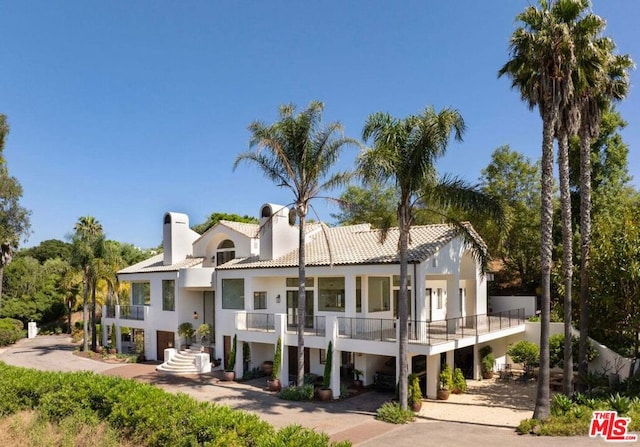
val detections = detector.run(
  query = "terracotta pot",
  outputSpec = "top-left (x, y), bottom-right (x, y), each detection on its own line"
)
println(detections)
top-left (437, 389), bottom-right (450, 400)
top-left (317, 388), bottom-right (332, 401)
top-left (411, 401), bottom-right (423, 412)
top-left (94, 346), bottom-right (103, 354)
top-left (352, 380), bottom-right (363, 389)
top-left (267, 379), bottom-right (281, 392)
top-left (222, 371), bottom-right (236, 381)
top-left (108, 348), bottom-right (117, 355)
top-left (482, 371), bottom-right (494, 380)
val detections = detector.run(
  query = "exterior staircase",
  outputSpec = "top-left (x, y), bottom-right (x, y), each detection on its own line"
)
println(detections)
top-left (156, 345), bottom-right (211, 374)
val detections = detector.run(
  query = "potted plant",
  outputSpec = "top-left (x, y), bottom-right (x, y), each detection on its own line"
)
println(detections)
top-left (195, 323), bottom-right (212, 349)
top-left (223, 334), bottom-right (237, 381)
top-left (318, 341), bottom-right (333, 401)
top-left (178, 322), bottom-right (195, 350)
top-left (267, 337), bottom-right (282, 391)
top-left (437, 364), bottom-right (453, 400)
top-left (408, 373), bottom-right (423, 411)
top-left (452, 368), bottom-right (467, 394)
top-left (479, 345), bottom-right (494, 379)
top-left (352, 369), bottom-right (364, 389)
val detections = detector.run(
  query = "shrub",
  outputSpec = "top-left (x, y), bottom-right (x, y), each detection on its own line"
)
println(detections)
top-left (452, 368), bottom-right (467, 393)
top-left (439, 364), bottom-right (453, 391)
top-left (278, 385), bottom-right (315, 401)
top-left (551, 394), bottom-right (573, 416)
top-left (323, 341), bottom-right (333, 389)
top-left (272, 336), bottom-right (282, 380)
top-left (507, 340), bottom-right (539, 371)
top-left (479, 345), bottom-right (494, 376)
top-left (0, 318), bottom-right (23, 346)
top-left (408, 374), bottom-right (422, 407)
top-left (0, 363), bottom-right (345, 446)
top-left (375, 402), bottom-right (415, 424)
top-left (177, 322), bottom-right (194, 345)
top-left (608, 393), bottom-right (632, 416)
top-left (549, 334), bottom-right (598, 370)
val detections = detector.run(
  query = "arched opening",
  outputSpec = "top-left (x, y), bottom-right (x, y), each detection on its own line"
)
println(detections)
top-left (216, 239), bottom-right (235, 266)
top-left (261, 205), bottom-right (272, 218)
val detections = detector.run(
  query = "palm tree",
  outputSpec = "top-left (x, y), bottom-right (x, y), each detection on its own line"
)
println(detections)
top-left (358, 106), bottom-right (504, 410)
top-left (575, 42), bottom-right (633, 383)
top-left (499, 0), bottom-right (586, 419)
top-left (234, 101), bottom-right (355, 386)
top-left (59, 263), bottom-right (82, 334)
top-left (71, 216), bottom-right (103, 352)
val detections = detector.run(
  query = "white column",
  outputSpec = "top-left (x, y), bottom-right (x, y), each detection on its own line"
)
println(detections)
top-left (344, 274), bottom-right (356, 316)
top-left (445, 350), bottom-right (454, 368)
top-left (415, 262), bottom-right (427, 322)
top-left (426, 354), bottom-right (440, 399)
top-left (328, 316), bottom-right (340, 399)
top-left (115, 325), bottom-right (122, 353)
top-left (102, 323), bottom-right (108, 348)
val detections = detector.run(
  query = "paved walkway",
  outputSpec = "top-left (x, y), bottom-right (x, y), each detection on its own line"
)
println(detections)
top-left (0, 336), bottom-right (611, 446)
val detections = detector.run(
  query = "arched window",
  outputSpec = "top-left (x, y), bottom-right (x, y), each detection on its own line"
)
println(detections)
top-left (216, 239), bottom-right (235, 266)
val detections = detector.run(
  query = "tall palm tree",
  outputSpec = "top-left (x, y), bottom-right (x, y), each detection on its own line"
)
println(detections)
top-left (71, 216), bottom-right (103, 352)
top-left (575, 42), bottom-right (633, 382)
top-left (59, 263), bottom-right (82, 334)
top-left (358, 106), bottom-right (504, 410)
top-left (234, 101), bottom-right (355, 386)
top-left (499, 0), bottom-right (587, 419)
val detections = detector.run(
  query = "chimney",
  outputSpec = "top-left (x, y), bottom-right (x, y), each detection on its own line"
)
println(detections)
top-left (163, 212), bottom-right (199, 265)
top-left (258, 203), bottom-right (298, 261)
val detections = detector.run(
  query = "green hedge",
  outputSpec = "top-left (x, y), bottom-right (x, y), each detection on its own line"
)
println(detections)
top-left (0, 318), bottom-right (24, 346)
top-left (0, 362), bottom-right (350, 447)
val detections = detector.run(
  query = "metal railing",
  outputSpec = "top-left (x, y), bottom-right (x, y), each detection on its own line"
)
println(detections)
top-left (245, 313), bottom-right (275, 332)
top-left (105, 305), bottom-right (116, 318)
top-left (286, 316), bottom-right (326, 337)
top-left (337, 317), bottom-right (396, 342)
top-left (336, 308), bottom-right (524, 344)
top-left (119, 304), bottom-right (145, 321)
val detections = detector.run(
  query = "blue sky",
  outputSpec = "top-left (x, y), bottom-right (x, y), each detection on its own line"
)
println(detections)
top-left (2, 1), bottom-right (638, 249)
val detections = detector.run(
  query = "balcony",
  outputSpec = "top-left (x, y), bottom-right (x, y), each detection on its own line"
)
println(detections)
top-left (119, 304), bottom-right (146, 321)
top-left (245, 313), bottom-right (275, 332)
top-left (336, 308), bottom-right (525, 345)
top-left (286, 316), bottom-right (326, 337)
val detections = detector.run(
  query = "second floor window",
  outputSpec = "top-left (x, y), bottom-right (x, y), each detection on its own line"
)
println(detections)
top-left (217, 239), bottom-right (235, 266)
top-left (254, 291), bottom-right (267, 310)
top-left (318, 277), bottom-right (345, 312)
top-left (131, 282), bottom-right (150, 306)
top-left (222, 278), bottom-right (244, 309)
top-left (162, 280), bottom-right (175, 311)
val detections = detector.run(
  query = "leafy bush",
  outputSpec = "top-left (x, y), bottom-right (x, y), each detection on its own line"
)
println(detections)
top-left (452, 368), bottom-right (467, 393)
top-left (278, 385), bottom-right (315, 401)
top-left (507, 340), bottom-right (539, 371)
top-left (479, 345), bottom-right (494, 375)
top-left (375, 402), bottom-right (415, 424)
top-left (608, 393), bottom-right (632, 416)
top-left (0, 362), bottom-right (346, 446)
top-left (551, 393), bottom-right (573, 416)
top-left (549, 334), bottom-right (597, 370)
top-left (439, 364), bottom-right (453, 391)
top-left (408, 374), bottom-right (422, 408)
top-left (0, 317), bottom-right (23, 346)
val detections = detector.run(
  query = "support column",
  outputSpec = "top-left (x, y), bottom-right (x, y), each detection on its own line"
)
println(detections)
top-left (446, 350), bottom-right (454, 368)
top-left (102, 323), bottom-right (108, 348)
top-left (427, 354), bottom-right (440, 399)
top-left (328, 316), bottom-right (340, 399)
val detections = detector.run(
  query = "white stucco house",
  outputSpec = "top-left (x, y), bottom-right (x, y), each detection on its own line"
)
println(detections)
top-left (103, 202), bottom-right (527, 399)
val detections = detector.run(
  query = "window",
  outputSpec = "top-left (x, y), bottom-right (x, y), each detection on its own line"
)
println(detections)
top-left (222, 278), bottom-right (244, 309)
top-left (319, 349), bottom-right (326, 364)
top-left (368, 277), bottom-right (390, 312)
top-left (437, 288), bottom-right (444, 309)
top-left (216, 239), bottom-right (235, 266)
top-left (286, 277), bottom-right (315, 288)
top-left (392, 275), bottom-right (412, 287)
top-left (131, 282), bottom-right (150, 306)
top-left (318, 277), bottom-right (345, 311)
top-left (254, 291), bottom-right (267, 310)
top-left (356, 276), bottom-right (362, 313)
top-left (162, 280), bottom-right (175, 311)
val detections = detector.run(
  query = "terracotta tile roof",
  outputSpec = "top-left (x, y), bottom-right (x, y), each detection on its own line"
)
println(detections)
top-left (218, 220), bottom-right (260, 238)
top-left (118, 254), bottom-right (205, 274)
top-left (217, 223), bottom-right (477, 270)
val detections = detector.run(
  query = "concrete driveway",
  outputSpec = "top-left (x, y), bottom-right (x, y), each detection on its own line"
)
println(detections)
top-left (0, 335), bottom-right (610, 446)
